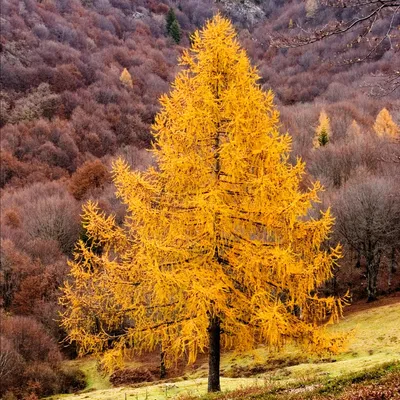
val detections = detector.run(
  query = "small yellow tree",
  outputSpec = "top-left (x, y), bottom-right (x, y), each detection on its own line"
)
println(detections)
top-left (347, 120), bottom-right (361, 137)
top-left (119, 67), bottom-right (133, 88)
top-left (61, 15), bottom-right (346, 393)
top-left (313, 110), bottom-right (331, 148)
top-left (373, 108), bottom-right (399, 138)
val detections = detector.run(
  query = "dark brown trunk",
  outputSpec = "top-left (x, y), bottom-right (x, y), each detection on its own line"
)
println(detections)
top-left (207, 316), bottom-right (221, 392)
top-left (388, 247), bottom-right (396, 289)
top-left (208, 69), bottom-right (222, 394)
top-left (160, 349), bottom-right (166, 379)
top-left (365, 247), bottom-right (381, 303)
top-left (366, 262), bottom-right (378, 302)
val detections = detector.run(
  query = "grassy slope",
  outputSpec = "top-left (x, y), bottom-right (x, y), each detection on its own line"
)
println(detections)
top-left (50, 298), bottom-right (400, 400)
top-left (63, 359), bottom-right (112, 391)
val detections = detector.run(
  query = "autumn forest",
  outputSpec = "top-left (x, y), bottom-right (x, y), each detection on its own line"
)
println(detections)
top-left (0, 1), bottom-right (399, 399)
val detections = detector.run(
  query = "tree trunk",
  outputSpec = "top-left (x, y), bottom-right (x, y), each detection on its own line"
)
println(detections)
top-left (366, 248), bottom-right (381, 303)
top-left (388, 247), bottom-right (396, 289)
top-left (366, 262), bottom-right (378, 302)
top-left (207, 316), bottom-right (221, 392)
top-left (160, 348), bottom-right (166, 379)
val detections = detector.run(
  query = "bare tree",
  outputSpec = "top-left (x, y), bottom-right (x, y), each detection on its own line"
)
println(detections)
top-left (333, 175), bottom-right (400, 302)
top-left (275, 2), bottom-right (399, 45)
top-left (0, 335), bottom-right (22, 393)
top-left (380, 136), bottom-right (400, 164)
top-left (272, 0), bottom-right (400, 94)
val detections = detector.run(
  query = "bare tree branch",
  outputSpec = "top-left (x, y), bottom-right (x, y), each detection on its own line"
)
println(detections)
top-left (270, 0), bottom-right (400, 95)
top-left (272, 1), bottom-right (400, 48)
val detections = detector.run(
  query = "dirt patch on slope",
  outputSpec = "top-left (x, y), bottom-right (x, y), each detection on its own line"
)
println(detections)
top-left (345, 292), bottom-right (400, 316)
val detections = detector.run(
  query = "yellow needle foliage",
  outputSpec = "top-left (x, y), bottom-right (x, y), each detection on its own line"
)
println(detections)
top-left (120, 67), bottom-right (133, 88)
top-left (313, 110), bottom-right (331, 147)
top-left (373, 108), bottom-right (399, 138)
top-left (347, 120), bottom-right (361, 137)
top-left (61, 15), bottom-right (346, 375)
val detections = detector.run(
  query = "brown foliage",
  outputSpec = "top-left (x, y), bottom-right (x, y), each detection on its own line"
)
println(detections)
top-left (1, 315), bottom-right (62, 365)
top-left (0, 152), bottom-right (28, 188)
top-left (0, 313), bottom-right (85, 398)
top-left (3, 209), bottom-right (22, 229)
top-left (69, 159), bottom-right (111, 200)
top-left (110, 366), bottom-right (160, 386)
top-left (0, 239), bottom-right (31, 309)
top-left (340, 378), bottom-right (400, 400)
top-left (0, 335), bottom-right (23, 391)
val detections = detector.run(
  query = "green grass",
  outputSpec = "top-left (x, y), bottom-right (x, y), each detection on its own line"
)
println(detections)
top-left (48, 300), bottom-right (400, 400)
top-left (64, 358), bottom-right (112, 391)
top-left (198, 361), bottom-right (400, 400)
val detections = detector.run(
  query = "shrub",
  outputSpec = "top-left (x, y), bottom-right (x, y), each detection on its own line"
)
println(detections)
top-left (69, 159), bottom-right (111, 200)
top-left (22, 185), bottom-right (80, 254)
top-left (0, 313), bottom-right (86, 398)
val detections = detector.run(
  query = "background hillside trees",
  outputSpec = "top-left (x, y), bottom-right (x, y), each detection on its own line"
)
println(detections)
top-left (169, 19), bottom-right (182, 43)
top-left (69, 159), bottom-right (111, 200)
top-left (166, 7), bottom-right (181, 43)
top-left (272, 0), bottom-right (400, 95)
top-left (333, 176), bottom-right (400, 302)
top-left (0, 313), bottom-right (85, 398)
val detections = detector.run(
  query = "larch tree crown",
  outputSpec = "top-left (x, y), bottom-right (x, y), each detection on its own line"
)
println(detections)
top-left (373, 108), bottom-right (399, 138)
top-left (61, 15), bottom-right (347, 393)
top-left (120, 67), bottom-right (133, 88)
top-left (313, 110), bottom-right (331, 148)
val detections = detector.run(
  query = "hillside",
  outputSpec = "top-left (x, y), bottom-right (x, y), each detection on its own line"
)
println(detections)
top-left (1, 0), bottom-right (399, 187)
top-left (0, 1), bottom-right (399, 398)
top-left (47, 298), bottom-right (400, 399)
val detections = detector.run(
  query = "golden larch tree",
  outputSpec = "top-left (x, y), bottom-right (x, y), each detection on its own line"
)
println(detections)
top-left (313, 110), bottom-right (331, 148)
top-left (120, 67), bottom-right (133, 88)
top-left (373, 108), bottom-right (399, 138)
top-left (61, 15), bottom-right (346, 393)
